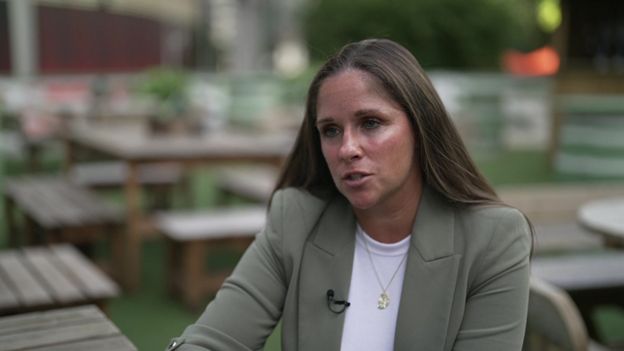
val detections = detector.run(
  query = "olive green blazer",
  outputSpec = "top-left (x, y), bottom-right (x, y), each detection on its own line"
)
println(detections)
top-left (167, 186), bottom-right (531, 351)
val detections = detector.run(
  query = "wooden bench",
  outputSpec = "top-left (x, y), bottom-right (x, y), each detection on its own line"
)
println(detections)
top-left (498, 182), bottom-right (624, 253)
top-left (498, 182), bottom-right (624, 224)
top-left (0, 305), bottom-right (136, 351)
top-left (0, 245), bottom-right (119, 316)
top-left (156, 206), bottom-right (267, 309)
top-left (531, 251), bottom-right (624, 342)
top-left (3, 175), bottom-right (123, 246)
top-left (68, 161), bottom-right (187, 209)
top-left (215, 165), bottom-right (279, 204)
top-left (3, 176), bottom-right (124, 279)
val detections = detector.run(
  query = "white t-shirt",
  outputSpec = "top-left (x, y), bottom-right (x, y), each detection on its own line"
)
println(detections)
top-left (340, 225), bottom-right (411, 351)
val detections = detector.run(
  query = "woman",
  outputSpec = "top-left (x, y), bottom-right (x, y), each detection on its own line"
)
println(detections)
top-left (167, 38), bottom-right (532, 351)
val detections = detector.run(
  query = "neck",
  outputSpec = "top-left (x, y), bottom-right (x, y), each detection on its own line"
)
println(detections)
top-left (355, 184), bottom-right (423, 244)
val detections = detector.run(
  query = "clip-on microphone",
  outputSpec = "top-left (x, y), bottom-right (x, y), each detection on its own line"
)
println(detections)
top-left (326, 289), bottom-right (351, 314)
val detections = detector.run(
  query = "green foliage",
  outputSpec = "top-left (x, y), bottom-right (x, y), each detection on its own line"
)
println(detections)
top-left (304, 0), bottom-right (541, 69)
top-left (138, 67), bottom-right (190, 119)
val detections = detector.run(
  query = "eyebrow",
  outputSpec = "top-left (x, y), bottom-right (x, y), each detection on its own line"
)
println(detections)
top-left (354, 108), bottom-right (383, 117)
top-left (316, 108), bottom-right (385, 126)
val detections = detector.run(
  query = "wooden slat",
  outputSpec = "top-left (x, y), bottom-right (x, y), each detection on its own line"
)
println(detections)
top-left (58, 180), bottom-right (121, 224)
top-left (30, 334), bottom-right (137, 351)
top-left (5, 176), bottom-right (122, 230)
top-left (0, 305), bottom-right (101, 336)
top-left (70, 161), bottom-right (182, 187)
top-left (0, 274), bottom-right (19, 311)
top-left (22, 247), bottom-right (85, 304)
top-left (10, 178), bottom-right (59, 228)
top-left (28, 177), bottom-right (69, 228)
top-left (0, 252), bottom-right (52, 308)
top-left (51, 245), bottom-right (119, 299)
top-left (44, 179), bottom-right (86, 227)
top-left (0, 319), bottom-right (118, 350)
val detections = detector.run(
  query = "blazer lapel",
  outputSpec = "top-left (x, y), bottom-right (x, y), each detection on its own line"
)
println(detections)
top-left (394, 187), bottom-right (461, 351)
top-left (297, 195), bottom-right (356, 351)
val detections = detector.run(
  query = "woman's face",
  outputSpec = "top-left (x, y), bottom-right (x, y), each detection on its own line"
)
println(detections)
top-left (316, 69), bottom-right (422, 214)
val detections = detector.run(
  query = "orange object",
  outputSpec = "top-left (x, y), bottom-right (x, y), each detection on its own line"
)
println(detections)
top-left (503, 46), bottom-right (560, 76)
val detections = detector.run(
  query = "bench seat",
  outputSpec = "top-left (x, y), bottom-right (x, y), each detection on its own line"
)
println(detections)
top-left (4, 176), bottom-right (122, 232)
top-left (69, 161), bottom-right (184, 188)
top-left (69, 161), bottom-right (186, 210)
top-left (215, 165), bottom-right (278, 204)
top-left (156, 206), bottom-right (266, 309)
top-left (4, 176), bottom-right (122, 245)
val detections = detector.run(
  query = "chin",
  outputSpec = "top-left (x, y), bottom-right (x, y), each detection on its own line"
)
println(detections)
top-left (343, 194), bottom-right (377, 211)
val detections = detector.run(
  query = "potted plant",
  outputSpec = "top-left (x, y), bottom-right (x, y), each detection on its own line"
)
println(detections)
top-left (138, 67), bottom-right (198, 135)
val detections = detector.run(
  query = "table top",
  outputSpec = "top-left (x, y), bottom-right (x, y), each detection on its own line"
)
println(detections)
top-left (578, 197), bottom-right (624, 237)
top-left (532, 251), bottom-right (624, 291)
top-left (0, 245), bottom-right (119, 315)
top-left (0, 305), bottom-right (136, 351)
top-left (65, 123), bottom-right (295, 162)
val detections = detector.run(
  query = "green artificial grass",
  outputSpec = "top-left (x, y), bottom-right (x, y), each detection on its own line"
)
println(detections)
top-left (596, 307), bottom-right (624, 345)
top-left (109, 240), bottom-right (197, 350)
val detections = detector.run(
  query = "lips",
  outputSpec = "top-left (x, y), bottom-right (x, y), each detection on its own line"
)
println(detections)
top-left (342, 171), bottom-right (371, 187)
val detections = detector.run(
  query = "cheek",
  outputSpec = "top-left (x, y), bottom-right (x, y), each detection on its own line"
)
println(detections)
top-left (377, 133), bottom-right (416, 168)
top-left (320, 143), bottom-right (338, 172)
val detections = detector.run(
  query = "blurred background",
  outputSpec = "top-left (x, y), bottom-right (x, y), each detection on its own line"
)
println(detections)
top-left (0, 0), bottom-right (623, 350)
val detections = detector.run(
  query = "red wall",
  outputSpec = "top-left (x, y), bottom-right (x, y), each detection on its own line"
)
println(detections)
top-left (0, 2), bottom-right (10, 73)
top-left (38, 5), bottom-right (165, 73)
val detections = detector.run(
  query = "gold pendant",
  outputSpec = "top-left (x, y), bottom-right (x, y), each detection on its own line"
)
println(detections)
top-left (377, 292), bottom-right (390, 309)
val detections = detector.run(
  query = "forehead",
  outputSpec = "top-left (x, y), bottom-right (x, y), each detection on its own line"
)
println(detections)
top-left (319, 69), bottom-right (385, 97)
top-left (316, 69), bottom-right (397, 114)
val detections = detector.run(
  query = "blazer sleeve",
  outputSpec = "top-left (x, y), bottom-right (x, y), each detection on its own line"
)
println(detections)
top-left (452, 208), bottom-right (532, 351)
top-left (165, 190), bottom-right (289, 351)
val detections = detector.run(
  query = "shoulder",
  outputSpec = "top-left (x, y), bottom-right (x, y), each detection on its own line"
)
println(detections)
top-left (269, 187), bottom-right (328, 222)
top-left (458, 205), bottom-right (528, 233)
top-left (267, 187), bottom-right (333, 240)
top-left (455, 204), bottom-right (532, 279)
top-left (452, 204), bottom-right (531, 262)
top-left (464, 205), bottom-right (529, 237)
top-left (271, 187), bottom-right (326, 209)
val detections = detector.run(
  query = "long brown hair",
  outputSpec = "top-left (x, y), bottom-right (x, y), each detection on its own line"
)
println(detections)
top-left (275, 38), bottom-right (499, 206)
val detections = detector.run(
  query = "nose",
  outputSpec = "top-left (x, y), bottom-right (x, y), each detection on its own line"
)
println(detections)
top-left (338, 129), bottom-right (362, 161)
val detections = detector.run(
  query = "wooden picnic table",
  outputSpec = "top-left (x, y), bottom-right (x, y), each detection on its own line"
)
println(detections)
top-left (63, 123), bottom-right (294, 291)
top-left (0, 305), bottom-right (136, 351)
top-left (578, 197), bottom-right (624, 248)
top-left (0, 244), bottom-right (119, 316)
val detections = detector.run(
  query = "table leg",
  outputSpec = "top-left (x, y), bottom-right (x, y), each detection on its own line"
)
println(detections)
top-left (181, 242), bottom-right (206, 309)
top-left (62, 138), bottom-right (75, 174)
top-left (4, 195), bottom-right (18, 247)
top-left (123, 161), bottom-right (142, 292)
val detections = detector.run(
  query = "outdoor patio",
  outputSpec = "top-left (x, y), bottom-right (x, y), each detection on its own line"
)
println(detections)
top-left (2, 0), bottom-right (624, 350)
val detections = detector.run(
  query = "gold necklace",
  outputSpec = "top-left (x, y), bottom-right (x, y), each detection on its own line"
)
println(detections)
top-left (363, 235), bottom-right (408, 310)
